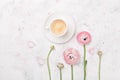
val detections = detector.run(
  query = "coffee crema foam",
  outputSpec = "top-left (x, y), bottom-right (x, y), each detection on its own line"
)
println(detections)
top-left (50, 19), bottom-right (67, 36)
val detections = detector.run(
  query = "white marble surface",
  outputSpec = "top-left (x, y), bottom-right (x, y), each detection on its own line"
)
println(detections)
top-left (0, 0), bottom-right (120, 80)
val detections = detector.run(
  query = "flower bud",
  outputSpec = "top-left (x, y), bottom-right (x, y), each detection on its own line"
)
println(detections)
top-left (50, 45), bottom-right (55, 50)
top-left (57, 63), bottom-right (64, 69)
top-left (97, 51), bottom-right (103, 56)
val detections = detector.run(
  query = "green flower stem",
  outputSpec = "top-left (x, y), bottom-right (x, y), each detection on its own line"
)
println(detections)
top-left (71, 65), bottom-right (74, 80)
top-left (60, 68), bottom-right (62, 80)
top-left (98, 56), bottom-right (102, 80)
top-left (47, 45), bottom-right (54, 80)
top-left (83, 45), bottom-right (87, 80)
top-left (57, 63), bottom-right (64, 80)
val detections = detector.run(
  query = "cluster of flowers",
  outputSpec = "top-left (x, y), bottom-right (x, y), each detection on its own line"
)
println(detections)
top-left (47, 31), bottom-right (102, 80)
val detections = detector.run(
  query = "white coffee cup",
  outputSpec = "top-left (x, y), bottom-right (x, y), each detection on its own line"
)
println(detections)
top-left (49, 19), bottom-right (68, 37)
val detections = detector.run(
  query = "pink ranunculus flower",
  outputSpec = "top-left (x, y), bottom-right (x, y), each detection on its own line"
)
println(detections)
top-left (77, 31), bottom-right (91, 45)
top-left (63, 48), bottom-right (80, 65)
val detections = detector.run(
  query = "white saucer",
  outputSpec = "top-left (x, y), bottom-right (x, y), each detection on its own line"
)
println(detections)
top-left (43, 13), bottom-right (76, 44)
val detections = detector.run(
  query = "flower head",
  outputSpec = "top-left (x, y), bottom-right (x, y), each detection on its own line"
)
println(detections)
top-left (50, 45), bottom-right (55, 50)
top-left (77, 31), bottom-right (91, 45)
top-left (97, 51), bottom-right (103, 57)
top-left (63, 48), bottom-right (80, 65)
top-left (57, 63), bottom-right (64, 69)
